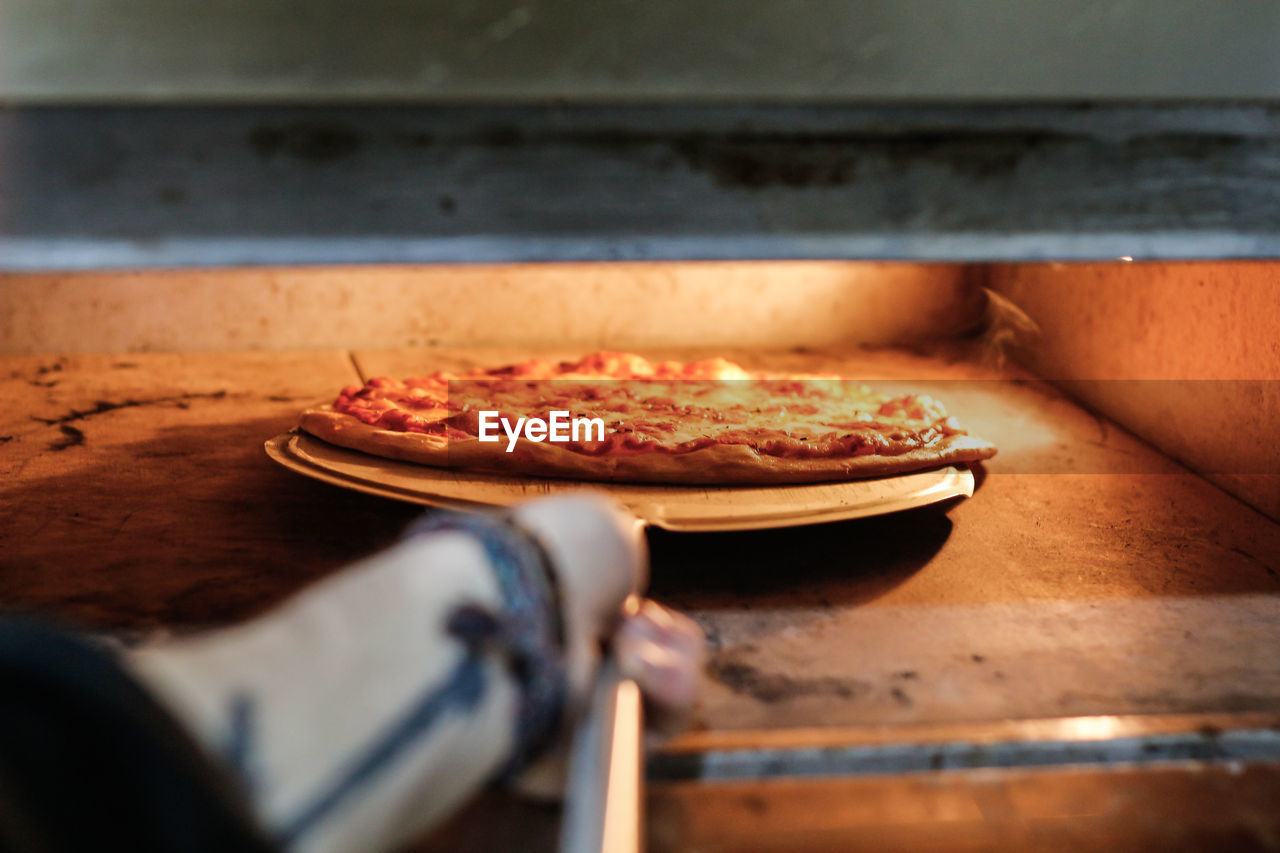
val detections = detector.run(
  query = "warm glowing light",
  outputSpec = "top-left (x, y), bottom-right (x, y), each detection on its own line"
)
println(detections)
top-left (1061, 715), bottom-right (1123, 740)
top-left (1118, 255), bottom-right (1134, 262)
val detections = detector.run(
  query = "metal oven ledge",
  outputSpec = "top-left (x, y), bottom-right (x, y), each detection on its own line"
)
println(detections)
top-left (6, 103), bottom-right (1280, 269)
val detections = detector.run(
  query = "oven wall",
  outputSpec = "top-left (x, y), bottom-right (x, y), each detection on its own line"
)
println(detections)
top-left (988, 261), bottom-right (1280, 521)
top-left (0, 262), bottom-right (977, 354)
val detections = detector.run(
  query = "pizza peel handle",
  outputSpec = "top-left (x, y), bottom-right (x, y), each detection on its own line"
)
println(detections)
top-left (558, 657), bottom-right (644, 853)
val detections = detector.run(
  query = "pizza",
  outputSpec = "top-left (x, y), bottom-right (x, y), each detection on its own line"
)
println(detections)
top-left (298, 351), bottom-right (996, 485)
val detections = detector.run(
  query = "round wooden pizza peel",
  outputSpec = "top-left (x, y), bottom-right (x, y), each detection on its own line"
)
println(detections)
top-left (265, 431), bottom-right (975, 532)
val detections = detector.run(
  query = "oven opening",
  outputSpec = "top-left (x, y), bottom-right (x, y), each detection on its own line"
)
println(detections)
top-left (2, 258), bottom-right (1276, 850)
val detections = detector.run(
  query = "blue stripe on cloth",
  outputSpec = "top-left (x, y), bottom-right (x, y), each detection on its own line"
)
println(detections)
top-left (406, 511), bottom-right (568, 777)
top-left (223, 692), bottom-right (257, 795)
top-left (263, 509), bottom-right (567, 847)
top-left (278, 651), bottom-right (487, 846)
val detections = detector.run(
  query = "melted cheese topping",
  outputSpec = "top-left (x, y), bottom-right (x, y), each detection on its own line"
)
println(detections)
top-left (333, 351), bottom-right (967, 459)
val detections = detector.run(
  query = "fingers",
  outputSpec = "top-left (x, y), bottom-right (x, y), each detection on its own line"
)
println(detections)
top-left (614, 600), bottom-right (705, 739)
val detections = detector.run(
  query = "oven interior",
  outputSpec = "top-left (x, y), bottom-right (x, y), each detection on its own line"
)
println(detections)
top-left (3, 259), bottom-right (1277, 851)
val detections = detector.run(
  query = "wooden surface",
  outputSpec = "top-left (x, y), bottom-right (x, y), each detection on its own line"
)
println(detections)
top-left (270, 431), bottom-right (976, 531)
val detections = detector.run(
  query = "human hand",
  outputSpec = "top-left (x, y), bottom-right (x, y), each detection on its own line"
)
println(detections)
top-left (614, 597), bottom-right (704, 746)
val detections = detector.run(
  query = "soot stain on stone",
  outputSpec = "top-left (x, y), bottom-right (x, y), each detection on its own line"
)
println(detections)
top-left (676, 138), bottom-right (859, 188)
top-left (1121, 132), bottom-right (1257, 164)
top-left (709, 658), bottom-right (868, 704)
top-left (33, 391), bottom-right (230, 428)
top-left (1230, 546), bottom-right (1279, 581)
top-left (673, 130), bottom-right (1073, 189)
top-left (49, 424), bottom-right (85, 451)
top-left (248, 123), bottom-right (363, 162)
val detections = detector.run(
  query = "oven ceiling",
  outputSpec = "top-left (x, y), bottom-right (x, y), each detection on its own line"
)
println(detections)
top-left (3, 1), bottom-right (1280, 269)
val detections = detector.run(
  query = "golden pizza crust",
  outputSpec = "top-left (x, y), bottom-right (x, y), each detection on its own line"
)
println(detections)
top-left (299, 406), bottom-right (997, 485)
